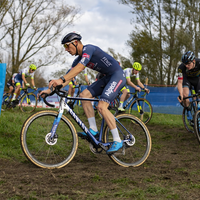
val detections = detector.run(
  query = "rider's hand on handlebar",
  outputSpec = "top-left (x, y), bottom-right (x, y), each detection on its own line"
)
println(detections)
top-left (135, 86), bottom-right (141, 92)
top-left (25, 83), bottom-right (30, 87)
top-left (177, 95), bottom-right (183, 103)
top-left (49, 79), bottom-right (63, 88)
top-left (38, 89), bottom-right (51, 99)
top-left (145, 88), bottom-right (150, 94)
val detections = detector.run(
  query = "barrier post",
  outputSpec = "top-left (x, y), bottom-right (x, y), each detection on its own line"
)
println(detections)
top-left (0, 63), bottom-right (7, 115)
top-left (141, 77), bottom-right (148, 121)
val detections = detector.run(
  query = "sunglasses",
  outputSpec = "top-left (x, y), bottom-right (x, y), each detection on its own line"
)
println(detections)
top-left (31, 69), bottom-right (36, 71)
top-left (63, 41), bottom-right (74, 49)
top-left (184, 61), bottom-right (194, 66)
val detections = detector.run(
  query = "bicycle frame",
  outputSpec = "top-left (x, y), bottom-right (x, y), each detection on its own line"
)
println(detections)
top-left (48, 95), bottom-right (133, 151)
top-left (123, 91), bottom-right (147, 112)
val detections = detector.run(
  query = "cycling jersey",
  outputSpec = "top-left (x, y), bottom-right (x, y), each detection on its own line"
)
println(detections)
top-left (124, 68), bottom-right (139, 80)
top-left (95, 72), bottom-right (105, 81)
top-left (19, 67), bottom-right (35, 79)
top-left (178, 59), bottom-right (200, 79)
top-left (71, 44), bottom-right (126, 103)
top-left (14, 67), bottom-right (35, 86)
top-left (120, 68), bottom-right (139, 92)
top-left (6, 73), bottom-right (17, 89)
top-left (72, 44), bottom-right (122, 75)
top-left (178, 58), bottom-right (200, 92)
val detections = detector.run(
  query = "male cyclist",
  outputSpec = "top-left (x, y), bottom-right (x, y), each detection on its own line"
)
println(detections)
top-left (11, 64), bottom-right (37, 107)
top-left (6, 73), bottom-right (17, 95)
top-left (42, 31), bottom-right (126, 154)
top-left (66, 67), bottom-right (90, 103)
top-left (177, 51), bottom-right (200, 122)
top-left (118, 62), bottom-right (150, 111)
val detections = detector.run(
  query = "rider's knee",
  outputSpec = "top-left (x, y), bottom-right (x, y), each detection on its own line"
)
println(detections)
top-left (79, 92), bottom-right (85, 98)
top-left (97, 101), bottom-right (107, 113)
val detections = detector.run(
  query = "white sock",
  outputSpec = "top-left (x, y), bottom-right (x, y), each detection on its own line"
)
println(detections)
top-left (119, 101), bottom-right (123, 108)
top-left (12, 93), bottom-right (16, 101)
top-left (88, 117), bottom-right (98, 132)
top-left (111, 128), bottom-right (121, 142)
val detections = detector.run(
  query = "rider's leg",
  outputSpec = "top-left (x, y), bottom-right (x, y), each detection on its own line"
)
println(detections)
top-left (11, 83), bottom-right (21, 101)
top-left (98, 101), bottom-right (121, 141)
top-left (118, 88), bottom-right (130, 110)
top-left (80, 89), bottom-right (98, 132)
top-left (183, 87), bottom-right (192, 120)
top-left (8, 86), bottom-right (14, 94)
top-left (97, 100), bottom-right (123, 153)
top-left (67, 83), bottom-right (74, 103)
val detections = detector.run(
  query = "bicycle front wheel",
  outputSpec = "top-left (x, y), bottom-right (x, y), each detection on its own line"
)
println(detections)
top-left (103, 114), bottom-right (151, 167)
top-left (194, 110), bottom-right (200, 143)
top-left (20, 93), bottom-right (37, 113)
top-left (182, 107), bottom-right (195, 134)
top-left (129, 98), bottom-right (153, 124)
top-left (20, 110), bottom-right (78, 169)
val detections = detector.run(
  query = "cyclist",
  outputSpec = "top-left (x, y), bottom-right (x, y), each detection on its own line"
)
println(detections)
top-left (66, 67), bottom-right (90, 103)
top-left (6, 73), bottom-right (17, 95)
top-left (65, 68), bottom-right (77, 103)
top-left (177, 51), bottom-right (200, 122)
top-left (42, 31), bottom-right (126, 154)
top-left (11, 64), bottom-right (37, 107)
top-left (118, 62), bottom-right (150, 111)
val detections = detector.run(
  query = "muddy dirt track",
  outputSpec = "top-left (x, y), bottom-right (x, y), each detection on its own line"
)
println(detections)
top-left (1, 124), bottom-right (200, 200)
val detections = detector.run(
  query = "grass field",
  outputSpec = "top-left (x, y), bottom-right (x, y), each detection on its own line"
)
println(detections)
top-left (1, 108), bottom-right (200, 200)
top-left (0, 108), bottom-right (182, 162)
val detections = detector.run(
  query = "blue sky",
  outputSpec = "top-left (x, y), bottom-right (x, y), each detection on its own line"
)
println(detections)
top-left (68, 0), bottom-right (133, 57)
top-left (46, 0), bottom-right (133, 79)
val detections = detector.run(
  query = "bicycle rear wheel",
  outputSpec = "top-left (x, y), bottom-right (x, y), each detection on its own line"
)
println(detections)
top-left (193, 110), bottom-right (200, 143)
top-left (129, 98), bottom-right (153, 124)
top-left (20, 93), bottom-right (37, 113)
top-left (182, 107), bottom-right (194, 133)
top-left (20, 110), bottom-right (78, 169)
top-left (103, 114), bottom-right (151, 167)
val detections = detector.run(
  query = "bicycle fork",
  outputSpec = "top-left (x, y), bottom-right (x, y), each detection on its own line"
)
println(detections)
top-left (136, 100), bottom-right (144, 115)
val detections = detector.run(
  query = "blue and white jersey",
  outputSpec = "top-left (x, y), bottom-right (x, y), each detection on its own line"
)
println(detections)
top-left (72, 44), bottom-right (122, 75)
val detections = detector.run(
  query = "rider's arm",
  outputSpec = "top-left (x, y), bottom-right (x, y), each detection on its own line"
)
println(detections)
top-left (50, 63), bottom-right (85, 88)
top-left (84, 74), bottom-right (90, 85)
top-left (73, 78), bottom-right (77, 85)
top-left (31, 78), bottom-right (36, 88)
top-left (84, 68), bottom-right (90, 85)
top-left (22, 74), bottom-right (28, 85)
top-left (136, 79), bottom-right (150, 93)
top-left (177, 79), bottom-right (183, 101)
top-left (126, 78), bottom-right (140, 91)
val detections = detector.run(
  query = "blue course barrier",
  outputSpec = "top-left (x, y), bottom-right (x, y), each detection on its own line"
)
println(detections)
top-left (0, 63), bottom-right (7, 115)
top-left (35, 84), bottom-right (182, 115)
top-left (142, 86), bottom-right (182, 115)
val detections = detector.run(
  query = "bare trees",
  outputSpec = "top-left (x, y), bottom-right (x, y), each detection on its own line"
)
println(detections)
top-left (0, 0), bottom-right (80, 80)
top-left (120, 0), bottom-right (200, 85)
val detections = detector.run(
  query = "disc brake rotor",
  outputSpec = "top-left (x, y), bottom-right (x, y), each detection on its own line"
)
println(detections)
top-left (45, 133), bottom-right (57, 145)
